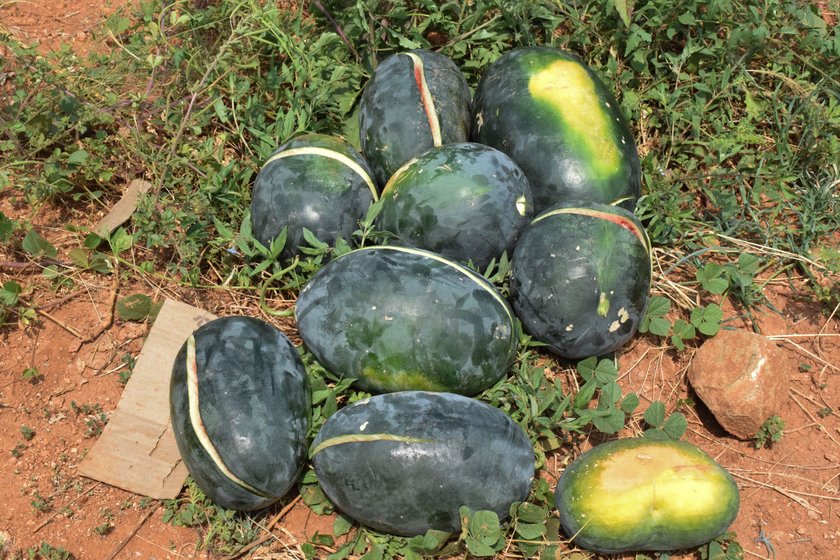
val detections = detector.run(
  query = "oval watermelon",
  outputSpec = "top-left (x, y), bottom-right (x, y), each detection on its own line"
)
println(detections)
top-left (295, 246), bottom-right (517, 395)
top-left (250, 133), bottom-right (377, 262)
top-left (555, 438), bottom-right (740, 553)
top-left (376, 142), bottom-right (533, 269)
top-left (169, 316), bottom-right (310, 511)
top-left (312, 391), bottom-right (535, 536)
top-left (509, 202), bottom-right (651, 359)
top-left (359, 49), bottom-right (471, 187)
top-left (471, 46), bottom-right (640, 213)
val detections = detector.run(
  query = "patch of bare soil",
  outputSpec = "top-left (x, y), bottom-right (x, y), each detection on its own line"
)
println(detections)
top-left (1, 3), bottom-right (839, 560)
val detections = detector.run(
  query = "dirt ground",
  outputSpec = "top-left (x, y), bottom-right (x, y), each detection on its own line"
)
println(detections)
top-left (1, 2), bottom-right (839, 560)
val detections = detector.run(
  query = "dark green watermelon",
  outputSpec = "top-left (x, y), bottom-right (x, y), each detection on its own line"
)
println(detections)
top-left (510, 202), bottom-right (651, 359)
top-left (471, 46), bottom-right (640, 213)
top-left (311, 391), bottom-right (535, 536)
top-left (359, 50), bottom-right (471, 187)
top-left (376, 142), bottom-right (533, 269)
top-left (250, 133), bottom-right (377, 262)
top-left (169, 316), bottom-right (310, 511)
top-left (555, 438), bottom-right (739, 553)
top-left (295, 246), bottom-right (517, 395)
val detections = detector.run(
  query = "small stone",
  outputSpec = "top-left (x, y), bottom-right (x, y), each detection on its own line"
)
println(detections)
top-left (797, 526), bottom-right (807, 535)
top-left (688, 330), bottom-right (790, 439)
top-left (808, 510), bottom-right (821, 520)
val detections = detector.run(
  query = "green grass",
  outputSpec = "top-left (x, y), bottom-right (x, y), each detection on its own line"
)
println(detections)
top-left (1, 0), bottom-right (838, 557)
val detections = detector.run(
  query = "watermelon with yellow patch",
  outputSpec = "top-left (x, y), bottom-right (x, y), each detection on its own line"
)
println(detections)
top-left (555, 438), bottom-right (740, 553)
top-left (471, 46), bottom-right (640, 213)
top-left (169, 316), bottom-right (311, 511)
top-left (359, 50), bottom-right (471, 188)
top-left (509, 201), bottom-right (651, 359)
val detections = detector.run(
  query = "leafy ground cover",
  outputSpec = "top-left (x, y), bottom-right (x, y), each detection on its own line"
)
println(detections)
top-left (0, 0), bottom-right (838, 559)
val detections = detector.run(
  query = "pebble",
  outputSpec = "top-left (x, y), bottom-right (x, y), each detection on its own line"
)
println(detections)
top-left (797, 526), bottom-right (807, 534)
top-left (808, 510), bottom-right (821, 520)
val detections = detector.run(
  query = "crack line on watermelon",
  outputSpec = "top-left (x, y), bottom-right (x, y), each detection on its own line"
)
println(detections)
top-left (310, 433), bottom-right (435, 458)
top-left (186, 335), bottom-right (270, 497)
top-left (262, 146), bottom-right (378, 200)
top-left (404, 52), bottom-right (442, 146)
top-left (351, 246), bottom-right (515, 329)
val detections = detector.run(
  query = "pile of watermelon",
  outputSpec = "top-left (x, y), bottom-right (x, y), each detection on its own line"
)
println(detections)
top-left (169, 46), bottom-right (739, 554)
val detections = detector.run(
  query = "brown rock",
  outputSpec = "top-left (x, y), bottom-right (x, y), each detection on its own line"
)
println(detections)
top-left (688, 329), bottom-right (790, 439)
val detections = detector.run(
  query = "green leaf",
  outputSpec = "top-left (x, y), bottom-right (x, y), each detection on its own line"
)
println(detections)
top-left (465, 536), bottom-right (496, 557)
top-left (68, 248), bottom-right (90, 268)
top-left (593, 359), bottom-right (618, 383)
top-left (332, 514), bottom-right (353, 537)
top-left (0, 211), bottom-right (15, 243)
top-left (663, 412), bottom-right (688, 439)
top-left (515, 522), bottom-right (546, 540)
top-left (648, 316), bottom-right (671, 337)
top-left (592, 407), bottom-right (625, 434)
top-left (66, 149), bottom-right (88, 165)
top-left (22, 229), bottom-right (57, 258)
top-left (696, 263), bottom-right (728, 294)
top-left (620, 392), bottom-right (640, 413)
top-left (469, 510), bottom-right (501, 545)
top-left (643, 401), bottom-right (666, 428)
top-left (108, 227), bottom-right (134, 255)
top-left (576, 356), bottom-right (598, 380)
top-left (645, 296), bottom-right (671, 318)
top-left (116, 294), bottom-right (153, 321)
top-left (573, 378), bottom-right (598, 409)
top-left (614, 0), bottom-right (632, 26)
top-left (515, 502), bottom-right (548, 524)
top-left (1, 281), bottom-right (21, 305)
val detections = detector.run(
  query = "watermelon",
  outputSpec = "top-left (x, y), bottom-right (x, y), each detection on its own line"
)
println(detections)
top-left (169, 316), bottom-right (310, 511)
top-left (471, 46), bottom-right (640, 213)
top-left (311, 391), bottom-right (535, 535)
top-left (359, 49), bottom-right (471, 187)
top-left (295, 246), bottom-right (517, 395)
top-left (555, 438), bottom-right (740, 553)
top-left (509, 202), bottom-right (651, 359)
top-left (250, 133), bottom-right (377, 262)
top-left (376, 142), bottom-right (533, 269)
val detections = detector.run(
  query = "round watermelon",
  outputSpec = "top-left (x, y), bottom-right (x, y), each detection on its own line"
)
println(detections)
top-left (555, 438), bottom-right (740, 553)
top-left (312, 391), bottom-right (535, 536)
top-left (169, 316), bottom-right (311, 511)
top-left (295, 246), bottom-right (517, 395)
top-left (376, 142), bottom-right (533, 269)
top-left (359, 49), bottom-right (471, 187)
top-left (510, 202), bottom-right (651, 359)
top-left (471, 46), bottom-right (640, 213)
top-left (250, 133), bottom-right (377, 262)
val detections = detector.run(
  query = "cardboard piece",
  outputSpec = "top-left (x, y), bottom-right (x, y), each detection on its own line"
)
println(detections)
top-left (94, 179), bottom-right (152, 236)
top-left (78, 299), bottom-right (216, 499)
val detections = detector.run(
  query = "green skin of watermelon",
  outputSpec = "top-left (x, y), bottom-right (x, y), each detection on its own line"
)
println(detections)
top-left (311, 391), bottom-right (535, 536)
top-left (509, 202), bottom-right (651, 359)
top-left (471, 46), bottom-right (641, 213)
top-left (359, 49), bottom-right (471, 187)
top-left (250, 133), bottom-right (376, 263)
top-left (295, 246), bottom-right (518, 396)
top-left (169, 316), bottom-right (311, 511)
top-left (377, 142), bottom-right (534, 269)
top-left (555, 438), bottom-right (740, 553)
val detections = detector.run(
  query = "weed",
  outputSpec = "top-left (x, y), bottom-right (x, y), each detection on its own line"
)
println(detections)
top-left (755, 415), bottom-right (785, 449)
top-left (31, 492), bottom-right (51, 514)
top-left (19, 541), bottom-right (73, 560)
top-left (22, 367), bottom-right (42, 383)
top-left (70, 402), bottom-right (108, 438)
top-left (11, 443), bottom-right (25, 458)
top-left (20, 425), bottom-right (35, 441)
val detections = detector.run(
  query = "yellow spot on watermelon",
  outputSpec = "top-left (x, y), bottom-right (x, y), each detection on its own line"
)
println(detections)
top-left (528, 60), bottom-right (621, 179)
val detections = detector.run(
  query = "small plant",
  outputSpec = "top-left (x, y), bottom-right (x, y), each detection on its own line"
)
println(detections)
top-left (70, 402), bottom-right (108, 438)
top-left (20, 425), bottom-right (35, 441)
top-left (755, 415), bottom-right (785, 449)
top-left (11, 443), bottom-right (25, 458)
top-left (23, 541), bottom-right (73, 560)
top-left (31, 491), bottom-right (52, 513)
top-left (22, 367), bottom-right (42, 383)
